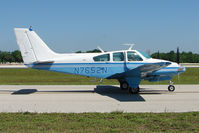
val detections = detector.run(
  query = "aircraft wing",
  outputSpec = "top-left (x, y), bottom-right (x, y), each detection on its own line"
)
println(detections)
top-left (108, 62), bottom-right (171, 79)
top-left (128, 62), bottom-right (171, 77)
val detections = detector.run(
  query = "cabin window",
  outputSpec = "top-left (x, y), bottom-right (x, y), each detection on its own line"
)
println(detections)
top-left (93, 54), bottom-right (110, 62)
top-left (127, 51), bottom-right (143, 61)
top-left (113, 52), bottom-right (124, 61)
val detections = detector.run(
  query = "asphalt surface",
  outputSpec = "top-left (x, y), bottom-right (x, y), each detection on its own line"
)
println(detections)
top-left (0, 65), bottom-right (27, 68)
top-left (0, 85), bottom-right (198, 113)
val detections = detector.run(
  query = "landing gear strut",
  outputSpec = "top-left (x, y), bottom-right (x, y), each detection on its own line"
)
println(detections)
top-left (168, 81), bottom-right (175, 92)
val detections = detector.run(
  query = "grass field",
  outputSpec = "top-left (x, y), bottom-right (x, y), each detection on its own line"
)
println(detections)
top-left (0, 68), bottom-right (198, 85)
top-left (0, 112), bottom-right (198, 133)
top-left (0, 69), bottom-right (198, 132)
top-left (0, 67), bottom-right (198, 85)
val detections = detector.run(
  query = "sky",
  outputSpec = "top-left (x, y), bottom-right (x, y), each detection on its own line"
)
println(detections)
top-left (0, 0), bottom-right (199, 54)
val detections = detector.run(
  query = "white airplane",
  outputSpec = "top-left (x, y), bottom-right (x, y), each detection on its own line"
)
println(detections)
top-left (14, 28), bottom-right (186, 94)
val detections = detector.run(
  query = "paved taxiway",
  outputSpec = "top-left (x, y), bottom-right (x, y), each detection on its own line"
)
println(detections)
top-left (0, 85), bottom-right (198, 113)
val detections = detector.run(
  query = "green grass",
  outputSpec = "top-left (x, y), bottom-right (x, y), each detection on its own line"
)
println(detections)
top-left (0, 68), bottom-right (198, 85)
top-left (0, 112), bottom-right (198, 133)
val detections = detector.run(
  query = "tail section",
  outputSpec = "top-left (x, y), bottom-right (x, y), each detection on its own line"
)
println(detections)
top-left (14, 28), bottom-right (57, 64)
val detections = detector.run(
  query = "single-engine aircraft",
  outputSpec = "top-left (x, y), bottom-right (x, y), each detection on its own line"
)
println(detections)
top-left (14, 28), bottom-right (186, 94)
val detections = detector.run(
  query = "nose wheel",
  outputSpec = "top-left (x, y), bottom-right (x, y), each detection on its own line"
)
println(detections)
top-left (168, 81), bottom-right (175, 92)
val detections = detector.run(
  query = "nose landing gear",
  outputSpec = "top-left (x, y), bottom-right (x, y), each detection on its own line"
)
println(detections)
top-left (168, 81), bottom-right (175, 92)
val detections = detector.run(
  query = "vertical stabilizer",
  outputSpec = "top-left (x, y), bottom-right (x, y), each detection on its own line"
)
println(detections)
top-left (14, 28), bottom-right (57, 64)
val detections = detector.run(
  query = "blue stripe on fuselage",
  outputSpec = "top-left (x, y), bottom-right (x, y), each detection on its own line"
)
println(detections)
top-left (25, 62), bottom-right (179, 79)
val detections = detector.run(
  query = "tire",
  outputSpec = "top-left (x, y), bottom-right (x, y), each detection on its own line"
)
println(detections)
top-left (128, 87), bottom-right (139, 94)
top-left (168, 85), bottom-right (175, 92)
top-left (120, 81), bottom-right (129, 90)
top-left (137, 86), bottom-right (140, 92)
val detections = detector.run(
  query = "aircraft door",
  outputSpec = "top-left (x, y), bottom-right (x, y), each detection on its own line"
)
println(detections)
top-left (112, 52), bottom-right (126, 73)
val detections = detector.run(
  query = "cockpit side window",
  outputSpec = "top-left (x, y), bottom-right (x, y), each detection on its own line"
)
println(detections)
top-left (93, 54), bottom-right (110, 62)
top-left (113, 52), bottom-right (124, 61)
top-left (127, 51), bottom-right (143, 61)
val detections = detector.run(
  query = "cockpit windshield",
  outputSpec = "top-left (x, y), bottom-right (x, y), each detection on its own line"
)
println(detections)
top-left (137, 50), bottom-right (151, 59)
top-left (127, 51), bottom-right (143, 61)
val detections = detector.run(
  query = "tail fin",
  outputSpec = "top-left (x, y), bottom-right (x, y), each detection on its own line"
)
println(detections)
top-left (14, 28), bottom-right (57, 64)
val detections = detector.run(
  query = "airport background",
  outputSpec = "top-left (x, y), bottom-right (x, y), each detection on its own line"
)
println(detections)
top-left (0, 1), bottom-right (199, 132)
top-left (0, 48), bottom-right (199, 63)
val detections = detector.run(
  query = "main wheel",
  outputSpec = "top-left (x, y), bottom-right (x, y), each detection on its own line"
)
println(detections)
top-left (120, 81), bottom-right (129, 90)
top-left (168, 85), bottom-right (175, 92)
top-left (128, 87), bottom-right (139, 94)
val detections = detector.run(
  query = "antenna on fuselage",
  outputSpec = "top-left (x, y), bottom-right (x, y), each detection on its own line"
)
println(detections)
top-left (97, 46), bottom-right (105, 53)
top-left (123, 43), bottom-right (135, 50)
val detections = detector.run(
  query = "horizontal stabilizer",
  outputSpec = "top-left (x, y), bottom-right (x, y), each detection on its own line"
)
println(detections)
top-left (33, 60), bottom-right (54, 64)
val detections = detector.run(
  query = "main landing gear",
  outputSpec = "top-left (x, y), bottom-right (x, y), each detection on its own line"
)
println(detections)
top-left (120, 81), bottom-right (129, 90)
top-left (128, 86), bottom-right (140, 94)
top-left (168, 81), bottom-right (175, 92)
top-left (120, 81), bottom-right (140, 94)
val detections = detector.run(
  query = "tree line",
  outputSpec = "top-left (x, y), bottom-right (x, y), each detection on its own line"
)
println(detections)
top-left (0, 50), bottom-right (23, 63)
top-left (0, 49), bottom-right (199, 63)
top-left (151, 50), bottom-right (199, 63)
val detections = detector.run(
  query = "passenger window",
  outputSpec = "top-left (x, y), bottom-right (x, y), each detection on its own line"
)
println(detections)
top-left (93, 54), bottom-right (110, 62)
top-left (127, 51), bottom-right (143, 61)
top-left (113, 52), bottom-right (124, 61)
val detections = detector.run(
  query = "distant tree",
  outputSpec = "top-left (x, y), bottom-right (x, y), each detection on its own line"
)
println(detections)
top-left (1, 49), bottom-right (199, 63)
top-left (0, 51), bottom-right (2, 63)
top-left (75, 49), bottom-right (101, 53)
top-left (168, 51), bottom-right (176, 62)
top-left (157, 51), bottom-right (160, 59)
top-left (0, 52), bottom-right (14, 63)
top-left (76, 51), bottom-right (82, 53)
top-left (86, 49), bottom-right (101, 53)
top-left (180, 52), bottom-right (187, 63)
top-left (176, 47), bottom-right (180, 64)
top-left (12, 50), bottom-right (23, 63)
top-left (152, 50), bottom-right (199, 63)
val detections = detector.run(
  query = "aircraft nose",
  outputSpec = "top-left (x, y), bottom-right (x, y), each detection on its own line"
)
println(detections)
top-left (177, 64), bottom-right (186, 74)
